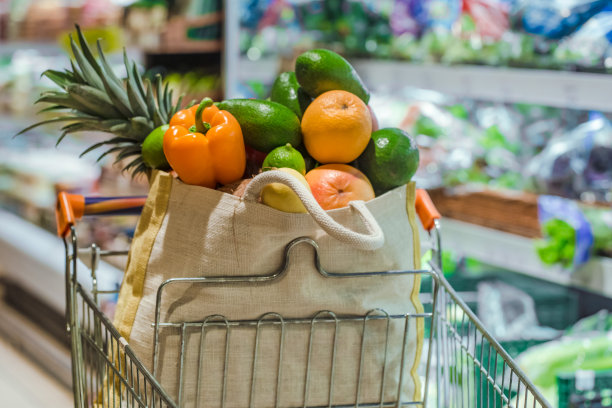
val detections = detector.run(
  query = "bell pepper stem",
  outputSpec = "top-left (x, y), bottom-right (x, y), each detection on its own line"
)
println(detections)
top-left (195, 98), bottom-right (213, 134)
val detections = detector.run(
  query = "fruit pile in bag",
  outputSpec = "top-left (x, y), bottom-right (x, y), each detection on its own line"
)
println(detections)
top-left (21, 27), bottom-right (420, 212)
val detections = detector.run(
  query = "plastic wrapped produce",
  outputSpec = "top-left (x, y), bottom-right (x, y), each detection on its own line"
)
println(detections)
top-left (402, 100), bottom-right (523, 189)
top-left (477, 280), bottom-right (559, 341)
top-left (409, 0), bottom-right (462, 30)
top-left (518, 310), bottom-right (612, 407)
top-left (526, 113), bottom-right (612, 202)
top-left (515, 0), bottom-right (610, 39)
top-left (463, 0), bottom-right (511, 40)
top-left (554, 6), bottom-right (612, 68)
top-left (391, 0), bottom-right (422, 36)
top-left (536, 195), bottom-right (612, 268)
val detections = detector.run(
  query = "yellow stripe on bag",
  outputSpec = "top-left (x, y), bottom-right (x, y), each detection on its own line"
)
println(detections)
top-left (113, 170), bottom-right (173, 340)
top-left (97, 171), bottom-right (172, 408)
top-left (406, 182), bottom-right (425, 402)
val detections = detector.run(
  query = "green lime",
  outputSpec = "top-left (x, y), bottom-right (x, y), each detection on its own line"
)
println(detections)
top-left (142, 124), bottom-right (171, 170)
top-left (262, 143), bottom-right (306, 175)
top-left (356, 128), bottom-right (419, 195)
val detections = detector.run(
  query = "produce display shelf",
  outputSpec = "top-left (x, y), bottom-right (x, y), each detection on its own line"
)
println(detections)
top-left (236, 58), bottom-right (612, 111)
top-left (441, 218), bottom-right (612, 298)
top-left (148, 40), bottom-right (222, 55)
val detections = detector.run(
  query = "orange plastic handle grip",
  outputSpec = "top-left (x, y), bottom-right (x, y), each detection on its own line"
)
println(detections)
top-left (415, 189), bottom-right (441, 231)
top-left (56, 192), bottom-right (85, 238)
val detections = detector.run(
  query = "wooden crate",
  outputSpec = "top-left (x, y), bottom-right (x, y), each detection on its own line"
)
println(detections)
top-left (428, 187), bottom-right (542, 238)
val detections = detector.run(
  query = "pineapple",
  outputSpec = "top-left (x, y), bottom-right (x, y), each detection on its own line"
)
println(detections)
top-left (19, 26), bottom-right (182, 176)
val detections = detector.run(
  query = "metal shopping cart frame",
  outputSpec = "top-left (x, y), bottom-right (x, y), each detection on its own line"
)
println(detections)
top-left (56, 190), bottom-right (551, 408)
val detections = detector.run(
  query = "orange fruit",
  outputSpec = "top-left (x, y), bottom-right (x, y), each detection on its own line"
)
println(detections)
top-left (301, 90), bottom-right (372, 164)
top-left (305, 164), bottom-right (375, 210)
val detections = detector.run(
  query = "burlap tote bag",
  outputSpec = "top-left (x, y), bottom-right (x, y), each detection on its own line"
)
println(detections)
top-left (112, 169), bottom-right (425, 407)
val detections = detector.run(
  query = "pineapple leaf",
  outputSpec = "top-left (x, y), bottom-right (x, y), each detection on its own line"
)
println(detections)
top-left (172, 95), bottom-right (184, 117)
top-left (37, 105), bottom-right (66, 114)
top-left (96, 145), bottom-right (124, 163)
top-left (56, 123), bottom-right (91, 146)
top-left (109, 122), bottom-right (131, 136)
top-left (79, 141), bottom-right (110, 157)
top-left (75, 25), bottom-right (105, 79)
top-left (56, 130), bottom-right (70, 147)
top-left (98, 119), bottom-right (130, 133)
top-left (14, 116), bottom-right (87, 137)
top-left (122, 155), bottom-right (144, 173)
top-left (36, 93), bottom-right (98, 116)
top-left (130, 116), bottom-right (154, 139)
top-left (79, 137), bottom-right (139, 158)
top-left (165, 86), bottom-right (173, 119)
top-left (144, 78), bottom-right (164, 128)
top-left (131, 61), bottom-right (147, 102)
top-left (42, 70), bottom-right (73, 89)
top-left (91, 40), bottom-right (132, 118)
top-left (70, 60), bottom-right (86, 84)
top-left (99, 75), bottom-right (133, 118)
top-left (132, 163), bottom-right (150, 178)
top-left (96, 40), bottom-right (123, 88)
top-left (114, 145), bottom-right (142, 163)
top-left (67, 84), bottom-right (122, 119)
top-left (126, 80), bottom-right (148, 117)
top-left (69, 34), bottom-right (104, 91)
top-left (144, 78), bottom-right (156, 118)
top-left (155, 75), bottom-right (168, 121)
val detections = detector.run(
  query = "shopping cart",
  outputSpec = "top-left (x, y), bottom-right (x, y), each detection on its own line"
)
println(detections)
top-left (56, 190), bottom-right (551, 408)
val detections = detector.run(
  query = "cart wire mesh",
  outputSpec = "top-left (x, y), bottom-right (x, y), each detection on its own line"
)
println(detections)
top-left (64, 222), bottom-right (551, 408)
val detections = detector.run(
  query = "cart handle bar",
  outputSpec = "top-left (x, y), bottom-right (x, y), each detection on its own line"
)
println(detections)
top-left (56, 189), bottom-right (441, 237)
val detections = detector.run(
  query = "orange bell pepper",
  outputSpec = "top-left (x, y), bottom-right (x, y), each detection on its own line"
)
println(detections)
top-left (163, 98), bottom-right (246, 188)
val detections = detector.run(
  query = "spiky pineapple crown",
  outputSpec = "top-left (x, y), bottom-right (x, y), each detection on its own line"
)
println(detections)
top-left (19, 25), bottom-right (183, 176)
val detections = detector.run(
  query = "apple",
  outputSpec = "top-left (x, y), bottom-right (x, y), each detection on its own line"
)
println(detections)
top-left (305, 164), bottom-right (375, 210)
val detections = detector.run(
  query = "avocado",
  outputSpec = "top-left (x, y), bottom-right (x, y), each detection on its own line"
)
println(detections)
top-left (295, 49), bottom-right (370, 104)
top-left (269, 71), bottom-right (311, 119)
top-left (356, 128), bottom-right (419, 194)
top-left (216, 99), bottom-right (302, 153)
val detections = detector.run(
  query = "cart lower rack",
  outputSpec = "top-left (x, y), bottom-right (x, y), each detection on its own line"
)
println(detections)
top-left (57, 192), bottom-right (550, 408)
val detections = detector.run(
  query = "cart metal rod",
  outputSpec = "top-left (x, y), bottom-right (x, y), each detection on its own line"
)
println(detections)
top-left (75, 283), bottom-right (177, 407)
top-left (78, 248), bottom-right (128, 257)
top-left (436, 271), bottom-right (551, 407)
top-left (153, 313), bottom-right (434, 328)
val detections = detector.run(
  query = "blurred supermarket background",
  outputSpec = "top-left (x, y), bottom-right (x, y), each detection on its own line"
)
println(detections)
top-left (1, 0), bottom-right (612, 407)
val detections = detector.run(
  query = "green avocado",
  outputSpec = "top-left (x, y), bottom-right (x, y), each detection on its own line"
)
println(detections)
top-left (216, 99), bottom-right (302, 153)
top-left (356, 128), bottom-right (419, 194)
top-left (295, 49), bottom-right (370, 104)
top-left (269, 71), bottom-right (311, 119)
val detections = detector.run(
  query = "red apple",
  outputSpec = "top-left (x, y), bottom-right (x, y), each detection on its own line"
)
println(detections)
top-left (305, 164), bottom-right (375, 210)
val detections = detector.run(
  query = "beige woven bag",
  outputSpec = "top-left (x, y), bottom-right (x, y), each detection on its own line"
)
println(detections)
top-left (113, 169), bottom-right (424, 407)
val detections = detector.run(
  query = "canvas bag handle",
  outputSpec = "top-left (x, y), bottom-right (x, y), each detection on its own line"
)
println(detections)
top-left (243, 170), bottom-right (385, 251)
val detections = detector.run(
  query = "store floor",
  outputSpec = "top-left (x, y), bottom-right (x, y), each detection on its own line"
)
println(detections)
top-left (0, 336), bottom-right (73, 407)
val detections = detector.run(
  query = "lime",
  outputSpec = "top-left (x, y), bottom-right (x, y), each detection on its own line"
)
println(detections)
top-left (262, 143), bottom-right (306, 175)
top-left (356, 128), bottom-right (419, 195)
top-left (261, 168), bottom-right (310, 213)
top-left (142, 125), bottom-right (171, 170)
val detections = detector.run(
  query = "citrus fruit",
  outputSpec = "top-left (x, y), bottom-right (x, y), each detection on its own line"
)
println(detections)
top-left (261, 168), bottom-right (311, 213)
top-left (301, 90), bottom-right (372, 164)
top-left (356, 128), bottom-right (420, 194)
top-left (305, 164), bottom-right (375, 210)
top-left (142, 124), bottom-right (171, 170)
top-left (262, 143), bottom-right (306, 175)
